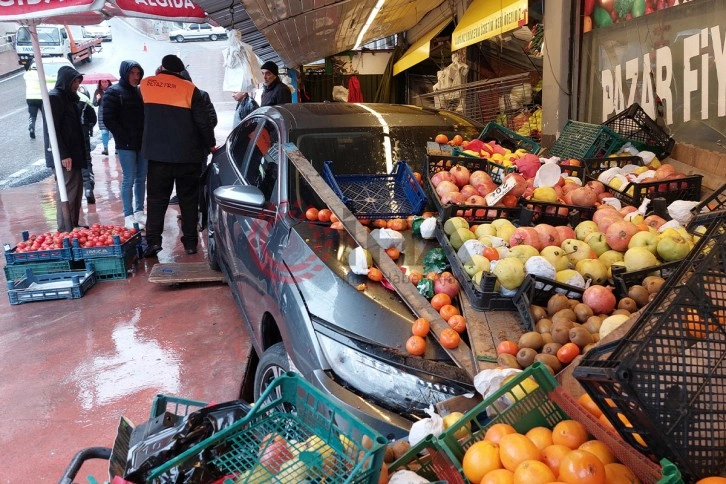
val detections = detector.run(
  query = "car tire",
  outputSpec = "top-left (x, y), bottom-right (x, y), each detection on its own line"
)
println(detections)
top-left (254, 342), bottom-right (290, 402)
top-left (210, 34), bottom-right (218, 41)
top-left (207, 210), bottom-right (220, 271)
top-left (175, 35), bottom-right (185, 43)
top-left (85, 48), bottom-right (92, 63)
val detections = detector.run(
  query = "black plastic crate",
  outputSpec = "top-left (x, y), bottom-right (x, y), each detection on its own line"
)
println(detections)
top-left (322, 160), bottom-right (427, 219)
top-left (7, 264), bottom-right (96, 305)
top-left (4, 231), bottom-right (73, 264)
top-left (573, 222), bottom-right (726, 481)
top-left (434, 219), bottom-right (515, 311)
top-left (427, 153), bottom-right (516, 186)
top-left (610, 260), bottom-right (685, 299)
top-left (584, 156), bottom-right (702, 207)
top-left (71, 231), bottom-right (141, 261)
top-left (547, 120), bottom-right (621, 160)
top-left (517, 198), bottom-right (596, 226)
top-left (513, 275), bottom-right (585, 331)
top-left (477, 121), bottom-right (542, 155)
top-left (604, 103), bottom-right (676, 159)
top-left (691, 182), bottom-right (726, 216)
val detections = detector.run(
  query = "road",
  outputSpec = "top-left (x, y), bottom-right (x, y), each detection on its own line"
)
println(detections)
top-left (0, 18), bottom-right (234, 190)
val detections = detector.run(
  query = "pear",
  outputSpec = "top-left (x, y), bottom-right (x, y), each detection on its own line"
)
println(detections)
top-left (474, 224), bottom-right (497, 238)
top-left (585, 231), bottom-right (610, 256)
top-left (624, 246), bottom-right (659, 271)
top-left (443, 217), bottom-right (469, 236)
top-left (657, 235), bottom-right (691, 262)
top-left (540, 246), bottom-right (570, 272)
top-left (492, 257), bottom-right (526, 290)
top-left (450, 227), bottom-right (475, 250)
top-left (507, 245), bottom-right (539, 265)
top-left (575, 221), bottom-right (599, 241)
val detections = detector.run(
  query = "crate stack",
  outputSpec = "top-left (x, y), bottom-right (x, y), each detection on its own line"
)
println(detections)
top-left (69, 232), bottom-right (141, 281)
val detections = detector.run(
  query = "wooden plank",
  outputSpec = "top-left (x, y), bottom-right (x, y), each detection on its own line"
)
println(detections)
top-left (460, 296), bottom-right (496, 372)
top-left (148, 262), bottom-right (226, 285)
top-left (283, 143), bottom-right (477, 379)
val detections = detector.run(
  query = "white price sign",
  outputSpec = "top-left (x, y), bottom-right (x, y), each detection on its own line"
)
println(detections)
top-left (485, 176), bottom-right (517, 207)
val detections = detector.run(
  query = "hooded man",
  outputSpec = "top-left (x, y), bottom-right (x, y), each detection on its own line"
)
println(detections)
top-left (260, 61), bottom-right (292, 106)
top-left (139, 55), bottom-right (216, 257)
top-left (43, 65), bottom-right (87, 232)
top-left (103, 60), bottom-right (148, 229)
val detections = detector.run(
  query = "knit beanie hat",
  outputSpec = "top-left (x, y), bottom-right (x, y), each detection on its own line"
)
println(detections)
top-left (260, 61), bottom-right (279, 77)
top-left (161, 54), bottom-right (186, 73)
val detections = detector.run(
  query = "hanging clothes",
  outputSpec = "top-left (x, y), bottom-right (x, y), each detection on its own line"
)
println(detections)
top-left (347, 75), bottom-right (364, 103)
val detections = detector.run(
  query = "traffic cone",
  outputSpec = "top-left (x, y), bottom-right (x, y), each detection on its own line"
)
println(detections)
top-left (142, 42), bottom-right (148, 52)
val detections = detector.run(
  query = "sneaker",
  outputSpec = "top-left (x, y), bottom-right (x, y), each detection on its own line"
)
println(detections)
top-left (134, 211), bottom-right (147, 225)
top-left (143, 244), bottom-right (162, 258)
top-left (101, 148), bottom-right (108, 155)
top-left (29, 127), bottom-right (35, 139)
top-left (169, 195), bottom-right (179, 205)
top-left (124, 215), bottom-right (144, 230)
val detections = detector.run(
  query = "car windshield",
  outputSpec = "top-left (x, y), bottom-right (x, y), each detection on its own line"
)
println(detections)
top-left (30, 62), bottom-right (69, 77)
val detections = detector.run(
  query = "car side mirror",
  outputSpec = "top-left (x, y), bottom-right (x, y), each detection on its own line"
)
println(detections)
top-left (214, 185), bottom-right (268, 218)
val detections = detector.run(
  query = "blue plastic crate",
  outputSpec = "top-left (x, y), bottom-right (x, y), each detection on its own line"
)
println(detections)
top-left (4, 231), bottom-right (73, 264)
top-left (7, 263), bottom-right (96, 305)
top-left (71, 231), bottom-right (141, 261)
top-left (322, 160), bottom-right (427, 219)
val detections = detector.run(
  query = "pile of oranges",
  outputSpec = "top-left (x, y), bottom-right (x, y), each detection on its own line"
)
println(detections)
top-left (460, 419), bottom-right (640, 484)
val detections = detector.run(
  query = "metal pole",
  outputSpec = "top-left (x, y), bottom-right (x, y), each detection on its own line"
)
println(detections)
top-left (29, 23), bottom-right (73, 231)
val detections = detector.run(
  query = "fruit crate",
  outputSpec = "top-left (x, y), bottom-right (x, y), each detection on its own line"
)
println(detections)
top-left (4, 259), bottom-right (72, 281)
top-left (87, 241), bottom-right (139, 281)
top-left (573, 219), bottom-right (726, 481)
top-left (584, 156), bottom-right (702, 207)
top-left (517, 198), bottom-right (596, 226)
top-left (388, 435), bottom-right (464, 484)
top-left (435, 219), bottom-right (515, 311)
top-left (604, 103), bottom-right (676, 160)
top-left (513, 275), bottom-right (585, 331)
top-left (547, 120), bottom-right (621, 160)
top-left (438, 362), bottom-right (676, 484)
top-left (322, 160), bottom-right (427, 219)
top-left (70, 231), bottom-right (141, 261)
top-left (428, 153), bottom-right (516, 186)
top-left (7, 263), bottom-right (96, 305)
top-left (146, 372), bottom-right (387, 484)
top-left (610, 260), bottom-right (684, 299)
top-left (477, 121), bottom-right (542, 155)
top-left (3, 231), bottom-right (73, 264)
top-left (149, 394), bottom-right (209, 419)
top-left (690, 182), bottom-right (726, 216)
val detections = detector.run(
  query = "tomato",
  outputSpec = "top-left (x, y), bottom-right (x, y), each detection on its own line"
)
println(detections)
top-left (557, 342), bottom-right (580, 364)
top-left (406, 335), bottom-right (426, 356)
top-left (439, 328), bottom-right (461, 349)
top-left (483, 247), bottom-right (500, 261)
top-left (317, 208), bottom-right (332, 223)
top-left (497, 340), bottom-right (519, 356)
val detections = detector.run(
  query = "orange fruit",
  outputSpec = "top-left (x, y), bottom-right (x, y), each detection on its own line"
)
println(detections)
top-left (372, 219), bottom-right (388, 228)
top-left (484, 423), bottom-right (518, 444)
top-left (367, 267), bottom-right (383, 282)
top-left (541, 444), bottom-right (570, 477)
top-left (513, 459), bottom-right (556, 484)
top-left (558, 449), bottom-right (606, 484)
top-left (439, 328), bottom-right (461, 349)
top-left (552, 420), bottom-right (589, 450)
top-left (604, 463), bottom-right (642, 484)
top-left (408, 271), bottom-right (424, 285)
top-left (439, 304), bottom-right (460, 322)
top-left (462, 440), bottom-right (502, 483)
top-left (499, 433), bottom-right (541, 472)
top-left (447, 314), bottom-right (467, 333)
top-left (317, 208), bottom-right (332, 222)
top-left (405, 335), bottom-right (426, 356)
top-left (430, 293), bottom-right (451, 311)
top-left (577, 393), bottom-right (603, 419)
top-left (481, 468), bottom-right (515, 484)
top-left (385, 247), bottom-right (400, 260)
top-left (525, 426), bottom-right (553, 451)
top-left (578, 440), bottom-right (616, 465)
top-left (411, 318), bottom-right (430, 337)
top-left (305, 207), bottom-right (319, 221)
top-left (696, 479), bottom-right (726, 484)
top-left (386, 218), bottom-right (408, 231)
top-left (329, 214), bottom-right (339, 223)
top-left (435, 133), bottom-right (449, 144)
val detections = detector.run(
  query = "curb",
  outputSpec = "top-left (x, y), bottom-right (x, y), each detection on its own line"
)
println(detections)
top-left (0, 66), bottom-right (24, 81)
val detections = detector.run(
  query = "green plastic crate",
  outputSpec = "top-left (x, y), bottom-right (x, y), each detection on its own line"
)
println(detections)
top-left (90, 254), bottom-right (134, 281)
top-left (548, 120), bottom-right (620, 160)
top-left (146, 372), bottom-right (387, 484)
top-left (4, 259), bottom-right (71, 281)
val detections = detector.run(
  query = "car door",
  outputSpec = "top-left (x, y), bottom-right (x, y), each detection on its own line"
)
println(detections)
top-left (188, 24), bottom-right (200, 39)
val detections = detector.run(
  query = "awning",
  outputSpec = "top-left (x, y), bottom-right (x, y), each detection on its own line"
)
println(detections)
top-left (451, 0), bottom-right (528, 51)
top-left (393, 19), bottom-right (450, 76)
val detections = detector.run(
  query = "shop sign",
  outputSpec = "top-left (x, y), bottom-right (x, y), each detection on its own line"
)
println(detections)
top-left (452, 0), bottom-right (528, 51)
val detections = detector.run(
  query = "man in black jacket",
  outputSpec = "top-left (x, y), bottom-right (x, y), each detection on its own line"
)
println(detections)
top-left (260, 61), bottom-right (292, 106)
top-left (43, 66), bottom-right (87, 232)
top-left (139, 55), bottom-right (216, 257)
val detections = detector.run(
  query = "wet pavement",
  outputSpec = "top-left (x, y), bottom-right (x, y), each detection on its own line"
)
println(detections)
top-left (0, 111), bottom-right (252, 482)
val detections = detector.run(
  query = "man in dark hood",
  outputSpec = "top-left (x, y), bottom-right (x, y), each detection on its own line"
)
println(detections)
top-left (43, 65), bottom-right (87, 232)
top-left (103, 60), bottom-right (148, 230)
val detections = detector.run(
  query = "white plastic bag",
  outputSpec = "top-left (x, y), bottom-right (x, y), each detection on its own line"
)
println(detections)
top-left (668, 200), bottom-right (700, 225)
top-left (408, 405), bottom-right (444, 446)
top-left (347, 247), bottom-right (371, 275)
top-left (371, 228), bottom-right (405, 252)
top-left (222, 31), bottom-right (264, 92)
top-left (419, 217), bottom-right (437, 239)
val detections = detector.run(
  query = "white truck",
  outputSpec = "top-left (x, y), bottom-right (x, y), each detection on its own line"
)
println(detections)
top-left (15, 24), bottom-right (102, 69)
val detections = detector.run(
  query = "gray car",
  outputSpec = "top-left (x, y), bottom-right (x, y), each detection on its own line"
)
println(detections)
top-left (205, 103), bottom-right (482, 438)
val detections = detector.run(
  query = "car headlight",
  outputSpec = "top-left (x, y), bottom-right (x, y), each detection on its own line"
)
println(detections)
top-left (317, 332), bottom-right (465, 414)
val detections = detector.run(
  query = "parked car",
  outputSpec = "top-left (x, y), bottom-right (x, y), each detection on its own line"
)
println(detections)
top-left (168, 23), bottom-right (227, 43)
top-left (82, 21), bottom-right (112, 41)
top-left (24, 57), bottom-right (75, 94)
top-left (204, 103), bottom-right (483, 438)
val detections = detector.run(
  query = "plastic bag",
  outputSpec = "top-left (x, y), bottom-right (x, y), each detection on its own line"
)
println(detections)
top-left (411, 216), bottom-right (425, 236)
top-left (408, 405), bottom-right (444, 446)
top-left (423, 248), bottom-right (450, 274)
top-left (371, 228), bottom-right (405, 251)
top-left (419, 218), bottom-right (437, 240)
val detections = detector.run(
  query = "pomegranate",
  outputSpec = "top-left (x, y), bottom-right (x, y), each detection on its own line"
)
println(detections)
top-left (503, 173), bottom-right (527, 198)
top-left (440, 192), bottom-right (467, 204)
top-left (644, 214), bottom-right (667, 229)
top-left (476, 181), bottom-right (498, 197)
top-left (605, 220), bottom-right (640, 251)
top-left (555, 225), bottom-right (576, 242)
top-left (459, 184), bottom-right (478, 198)
top-left (596, 213), bottom-right (623, 233)
top-left (435, 272), bottom-right (460, 298)
top-left (449, 165), bottom-right (471, 187)
top-left (435, 180), bottom-right (459, 198)
top-left (509, 227), bottom-right (543, 251)
top-left (469, 170), bottom-right (492, 187)
top-left (582, 285), bottom-right (617, 315)
top-left (430, 170), bottom-right (453, 188)
top-left (466, 195), bottom-right (487, 206)
top-left (654, 164), bottom-right (675, 180)
top-left (533, 223), bottom-right (561, 248)
top-left (259, 434), bottom-right (293, 473)
top-left (618, 205), bottom-right (638, 217)
top-left (569, 186), bottom-right (598, 207)
top-left (586, 180), bottom-right (606, 195)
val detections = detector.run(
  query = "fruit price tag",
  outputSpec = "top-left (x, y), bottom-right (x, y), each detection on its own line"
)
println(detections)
top-left (485, 176), bottom-right (517, 206)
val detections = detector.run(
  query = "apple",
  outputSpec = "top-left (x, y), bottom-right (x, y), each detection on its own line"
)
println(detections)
top-left (584, 231), bottom-right (611, 257)
top-left (624, 246), bottom-right (660, 271)
top-left (628, 231), bottom-right (659, 256)
top-left (657, 235), bottom-right (691, 262)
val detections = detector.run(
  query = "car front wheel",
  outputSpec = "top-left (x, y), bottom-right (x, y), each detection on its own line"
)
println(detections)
top-left (254, 342), bottom-right (290, 402)
top-left (206, 213), bottom-right (220, 271)
top-left (175, 35), bottom-right (184, 43)
top-left (210, 34), bottom-right (218, 41)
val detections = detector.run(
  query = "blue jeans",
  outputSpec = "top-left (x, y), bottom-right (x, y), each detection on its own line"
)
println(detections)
top-left (101, 129), bottom-right (110, 150)
top-left (118, 149), bottom-right (147, 216)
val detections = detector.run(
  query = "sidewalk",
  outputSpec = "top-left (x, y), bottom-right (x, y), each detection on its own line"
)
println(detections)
top-left (0, 122), bottom-right (251, 482)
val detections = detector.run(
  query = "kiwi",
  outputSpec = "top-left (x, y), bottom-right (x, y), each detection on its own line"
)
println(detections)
top-left (569, 326), bottom-right (594, 348)
top-left (568, 298), bottom-right (580, 309)
top-left (643, 275), bottom-right (666, 294)
top-left (497, 353), bottom-right (521, 369)
top-left (583, 315), bottom-right (603, 334)
top-left (612, 309), bottom-right (631, 317)
top-left (591, 332), bottom-right (600, 343)
top-left (541, 333), bottom-right (553, 345)
top-left (540, 364), bottom-right (556, 376)
top-left (582, 343), bottom-right (597, 354)
top-left (542, 342), bottom-right (563, 356)
top-left (551, 320), bottom-right (575, 345)
top-left (391, 439), bottom-right (411, 460)
top-left (618, 297), bottom-right (638, 313)
top-left (628, 285), bottom-right (650, 308)
top-left (551, 308), bottom-right (577, 325)
top-left (547, 293), bottom-right (570, 317)
top-left (535, 353), bottom-right (563, 373)
top-left (573, 303), bottom-right (594, 323)
top-left (531, 305), bottom-right (547, 322)
top-left (535, 318), bottom-right (553, 334)
top-left (518, 331), bottom-right (545, 351)
top-left (516, 347), bottom-right (538, 368)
